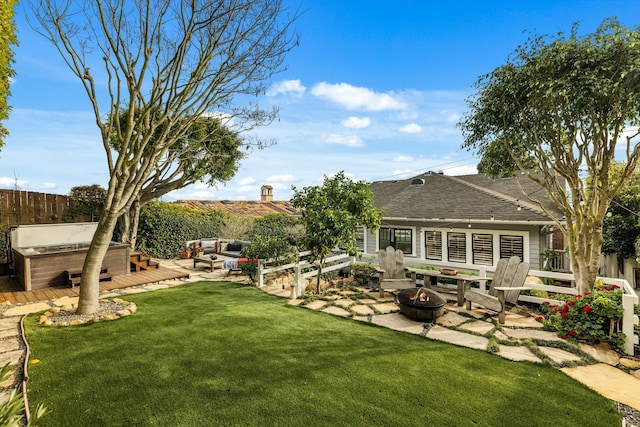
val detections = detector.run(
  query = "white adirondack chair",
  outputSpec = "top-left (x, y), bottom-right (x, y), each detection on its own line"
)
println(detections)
top-left (464, 256), bottom-right (530, 324)
top-left (376, 246), bottom-right (416, 297)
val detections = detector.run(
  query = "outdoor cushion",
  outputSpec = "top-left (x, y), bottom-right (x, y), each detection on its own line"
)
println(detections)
top-left (226, 243), bottom-right (242, 252)
top-left (200, 239), bottom-right (217, 248)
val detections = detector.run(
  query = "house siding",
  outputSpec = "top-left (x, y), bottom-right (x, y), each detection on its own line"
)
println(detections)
top-left (365, 221), bottom-right (542, 270)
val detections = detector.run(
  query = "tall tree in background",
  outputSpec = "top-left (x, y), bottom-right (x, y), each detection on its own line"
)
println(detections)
top-left (116, 115), bottom-right (245, 248)
top-left (458, 18), bottom-right (640, 293)
top-left (31, 0), bottom-right (298, 314)
top-left (0, 0), bottom-right (18, 147)
top-left (291, 172), bottom-right (383, 293)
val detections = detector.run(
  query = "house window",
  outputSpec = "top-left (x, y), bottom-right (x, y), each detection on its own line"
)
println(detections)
top-left (379, 227), bottom-right (412, 254)
top-left (447, 232), bottom-right (466, 263)
top-left (472, 233), bottom-right (493, 265)
top-left (425, 231), bottom-right (442, 261)
top-left (500, 235), bottom-right (524, 260)
top-left (355, 226), bottom-right (365, 252)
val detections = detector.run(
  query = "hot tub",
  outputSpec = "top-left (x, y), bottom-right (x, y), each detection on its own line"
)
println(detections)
top-left (13, 241), bottom-right (130, 291)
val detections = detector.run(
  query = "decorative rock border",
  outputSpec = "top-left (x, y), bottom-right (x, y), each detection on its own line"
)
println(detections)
top-left (38, 298), bottom-right (137, 326)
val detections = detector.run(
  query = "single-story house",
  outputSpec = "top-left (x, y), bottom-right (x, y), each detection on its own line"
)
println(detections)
top-left (363, 171), bottom-right (566, 272)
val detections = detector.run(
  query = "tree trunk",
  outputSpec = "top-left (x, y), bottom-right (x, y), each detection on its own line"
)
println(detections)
top-left (76, 211), bottom-right (119, 315)
top-left (117, 199), bottom-right (141, 249)
top-left (569, 213), bottom-right (604, 294)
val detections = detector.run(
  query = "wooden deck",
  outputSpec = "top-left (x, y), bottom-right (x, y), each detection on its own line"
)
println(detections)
top-left (0, 267), bottom-right (191, 305)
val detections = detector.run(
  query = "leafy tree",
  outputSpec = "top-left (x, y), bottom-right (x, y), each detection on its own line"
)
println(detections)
top-left (64, 184), bottom-right (107, 222)
top-left (458, 18), bottom-right (640, 293)
top-left (291, 172), bottom-right (383, 293)
top-left (30, 0), bottom-right (298, 314)
top-left (115, 115), bottom-right (245, 248)
top-left (239, 234), bottom-right (298, 281)
top-left (0, 0), bottom-right (18, 147)
top-left (602, 163), bottom-right (640, 260)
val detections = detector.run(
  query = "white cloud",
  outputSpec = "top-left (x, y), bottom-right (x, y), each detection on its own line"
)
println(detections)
top-left (311, 82), bottom-right (408, 111)
top-left (322, 134), bottom-right (365, 147)
top-left (267, 79), bottom-right (306, 97)
top-left (393, 155), bottom-right (414, 162)
top-left (443, 165), bottom-right (479, 176)
top-left (399, 123), bottom-right (422, 134)
top-left (341, 116), bottom-right (371, 129)
top-left (267, 174), bottom-right (297, 182)
top-left (0, 177), bottom-right (28, 189)
top-left (238, 177), bottom-right (255, 185)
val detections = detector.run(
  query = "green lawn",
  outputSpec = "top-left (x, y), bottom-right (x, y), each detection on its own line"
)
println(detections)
top-left (25, 282), bottom-right (621, 426)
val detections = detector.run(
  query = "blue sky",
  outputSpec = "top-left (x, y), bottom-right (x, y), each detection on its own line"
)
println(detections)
top-left (3, 1), bottom-right (640, 201)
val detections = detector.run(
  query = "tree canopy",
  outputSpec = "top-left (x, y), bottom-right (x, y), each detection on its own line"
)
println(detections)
top-left (30, 0), bottom-right (299, 314)
top-left (458, 18), bottom-right (640, 292)
top-left (291, 172), bottom-right (383, 293)
top-left (0, 0), bottom-right (18, 147)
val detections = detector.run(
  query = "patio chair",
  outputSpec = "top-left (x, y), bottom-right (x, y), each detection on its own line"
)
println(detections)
top-left (463, 255), bottom-right (530, 324)
top-left (376, 246), bottom-right (416, 297)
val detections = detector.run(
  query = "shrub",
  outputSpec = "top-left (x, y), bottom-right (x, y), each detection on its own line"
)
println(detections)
top-left (348, 263), bottom-right (376, 286)
top-left (239, 235), bottom-right (298, 280)
top-left (136, 201), bottom-right (226, 258)
top-left (539, 280), bottom-right (626, 349)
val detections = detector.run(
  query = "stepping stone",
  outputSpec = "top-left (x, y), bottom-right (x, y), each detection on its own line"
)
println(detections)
top-left (436, 311), bottom-right (468, 327)
top-left (119, 288), bottom-right (149, 295)
top-left (500, 314), bottom-right (543, 329)
top-left (304, 300), bottom-right (328, 310)
top-left (0, 318), bottom-right (20, 331)
top-left (538, 346), bottom-right (582, 364)
top-left (142, 284), bottom-right (171, 291)
top-left (53, 296), bottom-right (79, 307)
top-left (322, 306), bottom-right (351, 317)
top-left (445, 304), bottom-right (486, 319)
top-left (351, 305), bottom-right (374, 315)
top-left (4, 302), bottom-right (51, 317)
top-left (0, 329), bottom-right (17, 340)
top-left (501, 328), bottom-right (562, 341)
top-left (562, 364), bottom-right (640, 411)
top-left (370, 313), bottom-right (425, 335)
top-left (352, 315), bottom-right (370, 323)
top-left (371, 303), bottom-right (398, 314)
top-left (358, 299), bottom-right (377, 305)
top-left (287, 299), bottom-right (304, 306)
top-left (497, 345), bottom-right (541, 363)
top-left (578, 343), bottom-right (620, 366)
top-left (426, 325), bottom-right (489, 351)
top-left (339, 290), bottom-right (357, 296)
top-left (0, 338), bottom-right (20, 354)
top-left (334, 299), bottom-right (354, 308)
top-left (325, 295), bottom-right (341, 300)
top-left (459, 320), bottom-right (495, 335)
top-left (0, 350), bottom-right (23, 367)
top-left (493, 330), bottom-right (509, 341)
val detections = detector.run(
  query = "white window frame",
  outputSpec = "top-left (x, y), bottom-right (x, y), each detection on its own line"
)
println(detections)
top-left (376, 226), bottom-right (417, 256)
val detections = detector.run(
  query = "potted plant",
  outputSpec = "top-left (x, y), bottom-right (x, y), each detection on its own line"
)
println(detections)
top-left (179, 245), bottom-right (192, 259)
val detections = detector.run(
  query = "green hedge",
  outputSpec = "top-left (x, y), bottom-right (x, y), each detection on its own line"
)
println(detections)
top-left (136, 201), bottom-right (227, 259)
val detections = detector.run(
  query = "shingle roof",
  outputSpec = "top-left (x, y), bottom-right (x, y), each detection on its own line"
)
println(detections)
top-left (370, 171), bottom-right (564, 223)
top-left (175, 200), bottom-right (298, 218)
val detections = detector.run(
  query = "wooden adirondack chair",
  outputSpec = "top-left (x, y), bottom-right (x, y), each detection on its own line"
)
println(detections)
top-left (376, 246), bottom-right (416, 297)
top-left (463, 256), bottom-right (530, 324)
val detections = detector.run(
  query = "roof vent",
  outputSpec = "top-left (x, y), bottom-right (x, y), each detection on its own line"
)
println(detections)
top-left (410, 178), bottom-right (425, 186)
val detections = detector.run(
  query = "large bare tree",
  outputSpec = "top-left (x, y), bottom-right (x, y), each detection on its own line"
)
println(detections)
top-left (458, 18), bottom-right (640, 293)
top-left (30, 0), bottom-right (298, 314)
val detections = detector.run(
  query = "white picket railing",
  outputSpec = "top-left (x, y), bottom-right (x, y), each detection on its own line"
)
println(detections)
top-left (255, 252), bottom-right (639, 355)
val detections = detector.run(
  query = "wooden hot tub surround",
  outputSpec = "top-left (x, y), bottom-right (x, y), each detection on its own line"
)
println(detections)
top-left (12, 242), bottom-right (130, 291)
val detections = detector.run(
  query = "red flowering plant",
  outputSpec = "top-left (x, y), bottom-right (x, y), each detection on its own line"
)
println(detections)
top-left (538, 280), bottom-right (626, 349)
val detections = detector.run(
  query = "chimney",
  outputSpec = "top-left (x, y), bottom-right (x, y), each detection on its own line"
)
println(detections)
top-left (260, 185), bottom-right (273, 202)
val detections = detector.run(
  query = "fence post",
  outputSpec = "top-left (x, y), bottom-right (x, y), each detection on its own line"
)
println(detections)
top-left (478, 266), bottom-right (487, 292)
top-left (294, 265), bottom-right (301, 297)
top-left (622, 292), bottom-right (639, 355)
top-left (257, 259), bottom-right (264, 287)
